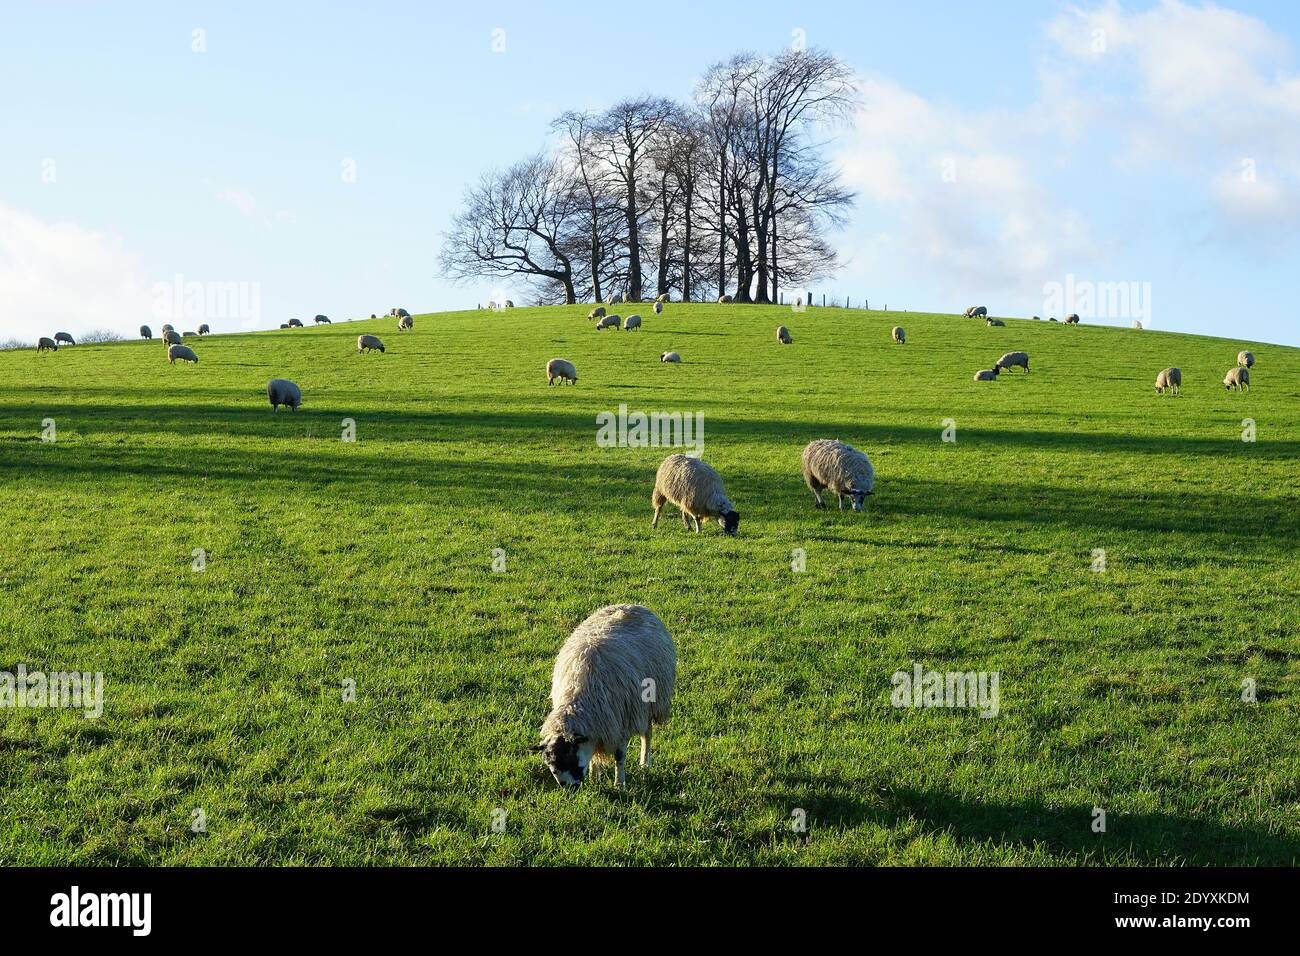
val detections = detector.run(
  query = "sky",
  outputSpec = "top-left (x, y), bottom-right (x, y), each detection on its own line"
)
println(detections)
top-left (1, 0), bottom-right (1298, 345)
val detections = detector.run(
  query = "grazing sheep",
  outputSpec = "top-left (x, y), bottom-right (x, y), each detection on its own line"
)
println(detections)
top-left (1224, 367), bottom-right (1250, 391)
top-left (588, 306), bottom-right (606, 321)
top-left (370, 314), bottom-right (377, 319)
top-left (198, 323), bottom-right (210, 335)
top-left (986, 318), bottom-right (1005, 327)
top-left (1049, 317), bottom-right (1058, 322)
top-left (314, 315), bottom-right (329, 324)
top-left (1131, 320), bottom-right (1144, 330)
top-left (546, 358), bottom-right (577, 385)
top-left (596, 314), bottom-right (621, 330)
top-left (279, 323), bottom-right (290, 329)
top-left (776, 325), bottom-right (792, 344)
top-left (1154, 367), bottom-right (1181, 395)
top-left (37, 337), bottom-right (58, 352)
top-left (396, 308), bottom-right (411, 318)
top-left (995, 351), bottom-right (1029, 373)
top-left (357, 334), bottom-right (386, 353)
top-left (167, 344), bottom-right (198, 365)
top-left (287, 318), bottom-right (304, 328)
top-left (140, 325), bottom-right (153, 340)
top-left (535, 604), bottom-right (675, 789)
top-left (162, 330), bottom-right (182, 345)
top-left (973, 368), bottom-right (1001, 381)
top-left (653, 300), bottom-right (663, 315)
top-left (267, 378), bottom-right (301, 411)
top-left (182, 331), bottom-right (197, 337)
top-left (802, 439), bottom-right (875, 512)
top-left (718, 294), bottom-right (733, 304)
top-left (651, 454), bottom-right (739, 535)
top-left (1032, 316), bottom-right (1041, 321)
top-left (1238, 350), bottom-right (1255, 369)
top-left (965, 306), bottom-right (987, 318)
top-left (398, 314), bottom-right (413, 331)
top-left (655, 293), bottom-right (669, 304)
top-left (54, 332), bottom-right (75, 345)
top-left (660, 351), bottom-right (681, 363)
top-left (891, 326), bottom-right (905, 344)
top-left (624, 314), bottom-right (642, 331)
top-left (1065, 314), bottom-right (1080, 324)
top-left (160, 324), bottom-right (174, 334)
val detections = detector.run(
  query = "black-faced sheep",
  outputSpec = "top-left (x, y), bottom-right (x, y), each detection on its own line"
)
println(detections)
top-left (995, 351), bottom-right (1029, 373)
top-left (1224, 367), bottom-right (1250, 391)
top-left (1238, 350), bottom-right (1255, 369)
top-left (535, 604), bottom-right (675, 789)
top-left (546, 358), bottom-right (577, 385)
top-left (54, 332), bottom-right (74, 345)
top-left (653, 300), bottom-right (664, 315)
top-left (162, 330), bottom-right (182, 345)
top-left (973, 368), bottom-right (1000, 381)
top-left (398, 314), bottom-right (413, 331)
top-left (965, 306), bottom-right (987, 318)
top-left (776, 325), bottom-right (792, 344)
top-left (267, 378), bottom-right (301, 411)
top-left (1065, 314), bottom-right (1080, 324)
top-left (986, 318), bottom-right (1005, 327)
top-left (198, 323), bottom-right (210, 335)
top-left (660, 351), bottom-right (681, 363)
top-left (802, 439), bottom-right (875, 512)
top-left (651, 454), bottom-right (739, 535)
top-left (892, 326), bottom-right (905, 344)
top-left (1155, 367), bottom-right (1181, 395)
top-left (718, 294), bottom-right (733, 304)
top-left (168, 344), bottom-right (199, 365)
top-left (287, 318), bottom-right (303, 328)
top-left (37, 337), bottom-right (58, 352)
top-left (140, 325), bottom-right (152, 339)
top-left (357, 334), bottom-right (385, 353)
top-left (624, 314), bottom-right (642, 331)
top-left (315, 315), bottom-right (330, 324)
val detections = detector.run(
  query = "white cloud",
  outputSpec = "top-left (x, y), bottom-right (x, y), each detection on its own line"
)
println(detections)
top-left (0, 204), bottom-right (152, 342)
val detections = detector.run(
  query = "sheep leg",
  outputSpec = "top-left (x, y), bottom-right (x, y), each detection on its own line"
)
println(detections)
top-left (640, 724), bottom-right (652, 768)
top-left (837, 492), bottom-right (845, 511)
top-left (614, 748), bottom-right (626, 788)
top-left (681, 510), bottom-right (690, 530)
top-left (693, 515), bottom-right (702, 533)
top-left (652, 502), bottom-right (662, 528)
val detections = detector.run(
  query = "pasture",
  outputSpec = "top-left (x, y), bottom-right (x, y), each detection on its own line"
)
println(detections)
top-left (0, 304), bottom-right (1296, 865)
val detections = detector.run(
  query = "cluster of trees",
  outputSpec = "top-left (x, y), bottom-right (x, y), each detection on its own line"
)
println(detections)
top-left (439, 49), bottom-right (856, 305)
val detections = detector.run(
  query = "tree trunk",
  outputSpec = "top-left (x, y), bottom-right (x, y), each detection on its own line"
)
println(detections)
top-left (625, 152), bottom-right (643, 302)
top-left (683, 184), bottom-right (693, 302)
top-left (656, 186), bottom-right (670, 297)
top-left (717, 152), bottom-right (727, 300)
top-left (589, 218), bottom-right (602, 303)
top-left (733, 201), bottom-right (753, 303)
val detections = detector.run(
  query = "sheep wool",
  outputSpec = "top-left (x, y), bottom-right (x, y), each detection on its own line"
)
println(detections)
top-left (892, 326), bottom-right (905, 344)
top-left (986, 318), bottom-right (1005, 327)
top-left (623, 314), bottom-right (642, 331)
top-left (995, 351), bottom-right (1029, 373)
top-left (37, 337), bottom-right (58, 352)
top-left (965, 306), bottom-right (987, 318)
top-left (537, 604), bottom-right (676, 788)
top-left (1238, 350), bottom-right (1255, 369)
top-left (1224, 367), bottom-right (1250, 391)
top-left (776, 325), bottom-right (792, 344)
top-left (802, 439), bottom-right (875, 512)
top-left (162, 330), bottom-right (182, 346)
top-left (588, 306), bottom-right (606, 321)
top-left (660, 351), bottom-right (681, 363)
top-left (168, 344), bottom-right (199, 365)
top-left (653, 301), bottom-right (664, 315)
top-left (1155, 367), bottom-right (1181, 395)
top-left (357, 334), bottom-right (386, 353)
top-left (267, 378), bottom-right (302, 411)
top-left (198, 324), bottom-right (211, 335)
top-left (140, 325), bottom-right (153, 340)
top-left (546, 358), bottom-right (577, 385)
top-left (596, 314), bottom-right (621, 330)
top-left (718, 294), bottom-right (733, 304)
top-left (973, 368), bottom-right (1000, 381)
top-left (398, 314), bottom-right (413, 331)
top-left (651, 454), bottom-right (739, 535)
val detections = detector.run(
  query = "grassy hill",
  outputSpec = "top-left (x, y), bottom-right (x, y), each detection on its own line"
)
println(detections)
top-left (0, 304), bottom-right (1296, 865)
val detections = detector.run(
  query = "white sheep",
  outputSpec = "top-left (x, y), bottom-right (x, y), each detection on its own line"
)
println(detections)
top-left (718, 294), bottom-right (733, 304)
top-left (588, 306), bottom-right (606, 321)
top-left (357, 334), bottom-right (386, 353)
top-left (168, 344), bottom-right (199, 365)
top-left (965, 306), bottom-right (987, 318)
top-left (624, 314), bottom-right (642, 331)
top-left (986, 318), bottom-right (1005, 327)
top-left (1131, 320), bottom-right (1144, 330)
top-left (776, 325), bottom-right (792, 344)
top-left (651, 454), bottom-right (739, 535)
top-left (1224, 367), bottom-right (1250, 391)
top-left (534, 604), bottom-right (675, 788)
top-left (655, 293), bottom-right (669, 304)
top-left (891, 326), bottom-right (905, 344)
top-left (398, 314), bottom-right (413, 331)
top-left (267, 378), bottom-right (301, 411)
top-left (1238, 350), bottom-right (1255, 369)
top-left (140, 325), bottom-right (152, 340)
top-left (182, 331), bottom-right (197, 337)
top-left (596, 314), bottom-right (621, 330)
top-left (160, 324), bottom-right (174, 334)
top-left (37, 337), bottom-right (58, 352)
top-left (995, 351), bottom-right (1029, 373)
top-left (546, 358), bottom-right (577, 385)
top-left (1065, 314), bottom-right (1080, 324)
top-left (1154, 367), bottom-right (1181, 395)
top-left (162, 330), bottom-right (182, 345)
top-left (973, 368), bottom-right (1000, 381)
top-left (653, 300), bottom-right (663, 315)
top-left (802, 439), bottom-right (875, 512)
top-left (660, 351), bottom-right (681, 363)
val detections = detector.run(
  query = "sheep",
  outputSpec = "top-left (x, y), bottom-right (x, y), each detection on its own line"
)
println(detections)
top-left (718, 294), bottom-right (733, 304)
top-left (995, 351), bottom-right (1029, 373)
top-left (1223, 367), bottom-right (1250, 391)
top-left (596, 314), bottom-right (621, 330)
top-left (1065, 314), bottom-right (1080, 324)
top-left (1032, 316), bottom-right (1041, 321)
top-left (37, 337), bottom-right (58, 352)
top-left (660, 351), bottom-right (681, 363)
top-left (182, 331), bottom-right (197, 337)
top-left (267, 378), bottom-right (302, 411)
top-left (54, 332), bottom-right (75, 345)
top-left (653, 300), bottom-right (663, 315)
top-left (1131, 320), bottom-right (1144, 330)
top-left (546, 358), bottom-right (578, 385)
top-left (279, 323), bottom-right (290, 329)
top-left (1154, 367), bottom-right (1181, 395)
top-left (198, 323), bottom-right (211, 335)
top-left (140, 325), bottom-right (153, 339)
top-left (651, 454), bottom-right (739, 535)
top-left (655, 293), bottom-right (669, 304)
top-left (624, 314), bottom-right (642, 331)
top-left (965, 306), bottom-right (987, 318)
top-left (534, 604), bottom-right (675, 789)
top-left (973, 368), bottom-right (1001, 381)
top-left (357, 334), bottom-right (386, 353)
top-left (802, 439), bottom-right (875, 512)
top-left (892, 326), bottom-right (905, 344)
top-left (314, 314), bottom-right (330, 324)
top-left (398, 314), bottom-right (414, 331)
top-left (160, 324), bottom-right (174, 334)
top-left (162, 330), bottom-right (182, 345)
top-left (167, 344), bottom-right (199, 364)
top-left (1049, 317), bottom-right (1058, 322)
top-left (776, 325), bottom-right (792, 344)
top-left (396, 308), bottom-right (411, 318)
top-left (588, 306), bottom-right (607, 321)
top-left (288, 318), bottom-right (304, 328)
top-left (986, 318), bottom-right (1005, 327)
top-left (1238, 350), bottom-right (1255, 369)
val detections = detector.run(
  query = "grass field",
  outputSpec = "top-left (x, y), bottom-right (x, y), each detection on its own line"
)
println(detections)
top-left (0, 304), bottom-right (1296, 866)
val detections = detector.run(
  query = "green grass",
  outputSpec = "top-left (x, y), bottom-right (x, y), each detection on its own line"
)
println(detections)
top-left (0, 304), bottom-right (1296, 866)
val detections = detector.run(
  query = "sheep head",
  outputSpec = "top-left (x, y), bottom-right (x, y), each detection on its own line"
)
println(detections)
top-left (534, 734), bottom-right (591, 789)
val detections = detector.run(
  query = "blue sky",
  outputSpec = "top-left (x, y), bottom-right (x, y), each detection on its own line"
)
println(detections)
top-left (2, 1), bottom-right (1298, 345)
